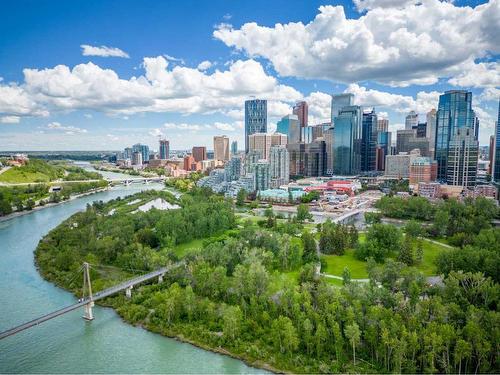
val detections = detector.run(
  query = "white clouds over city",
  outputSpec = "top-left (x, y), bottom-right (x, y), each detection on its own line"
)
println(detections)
top-left (81, 44), bottom-right (130, 58)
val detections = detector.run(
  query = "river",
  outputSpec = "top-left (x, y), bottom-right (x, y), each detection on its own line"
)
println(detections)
top-left (0, 167), bottom-right (264, 373)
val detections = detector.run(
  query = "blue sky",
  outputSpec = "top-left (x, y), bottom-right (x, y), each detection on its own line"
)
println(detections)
top-left (0, 0), bottom-right (498, 150)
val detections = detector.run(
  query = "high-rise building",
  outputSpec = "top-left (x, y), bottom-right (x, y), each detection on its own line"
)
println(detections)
top-left (248, 132), bottom-right (287, 160)
top-left (324, 127), bottom-right (335, 175)
top-left (124, 147), bottom-right (133, 160)
top-left (245, 99), bottom-right (267, 152)
top-left (397, 129), bottom-right (430, 156)
top-left (133, 143), bottom-right (150, 163)
top-left (376, 131), bottom-right (392, 171)
top-left (287, 143), bottom-right (305, 177)
top-left (489, 135), bottom-right (495, 176)
top-left (410, 157), bottom-right (438, 184)
top-left (304, 139), bottom-right (326, 177)
top-left (269, 145), bottom-right (289, 188)
top-left (254, 160), bottom-right (270, 191)
top-left (192, 146), bottom-right (207, 162)
top-left (293, 101), bottom-right (308, 128)
top-left (245, 150), bottom-right (262, 174)
top-left (361, 109), bottom-right (378, 172)
top-left (213, 135), bottom-right (230, 162)
top-left (385, 150), bottom-right (420, 179)
top-left (416, 123), bottom-right (427, 138)
top-left (301, 126), bottom-right (313, 143)
top-left (311, 122), bottom-right (332, 141)
top-left (159, 139), bottom-right (170, 160)
top-left (132, 151), bottom-right (143, 166)
top-left (426, 109), bottom-right (437, 158)
top-left (276, 114), bottom-right (300, 144)
top-left (231, 141), bottom-right (238, 155)
top-left (405, 111), bottom-right (418, 130)
top-left (493, 99), bottom-right (500, 182)
top-left (331, 93), bottom-right (354, 126)
top-left (332, 105), bottom-right (362, 175)
top-left (224, 156), bottom-right (241, 182)
top-left (435, 90), bottom-right (478, 187)
top-left (377, 119), bottom-right (389, 132)
top-left (183, 155), bottom-right (195, 171)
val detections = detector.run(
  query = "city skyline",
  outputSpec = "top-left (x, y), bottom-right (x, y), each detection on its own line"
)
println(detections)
top-left (0, 0), bottom-right (499, 151)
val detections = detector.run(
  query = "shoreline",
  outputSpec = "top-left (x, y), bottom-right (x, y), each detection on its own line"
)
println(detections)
top-left (0, 186), bottom-right (109, 223)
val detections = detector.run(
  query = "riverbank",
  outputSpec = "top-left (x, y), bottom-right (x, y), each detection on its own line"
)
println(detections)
top-left (0, 187), bottom-right (109, 223)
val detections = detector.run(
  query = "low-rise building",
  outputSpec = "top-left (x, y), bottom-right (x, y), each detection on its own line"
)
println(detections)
top-left (385, 150), bottom-right (420, 179)
top-left (409, 157), bottom-right (437, 184)
top-left (417, 182), bottom-right (442, 199)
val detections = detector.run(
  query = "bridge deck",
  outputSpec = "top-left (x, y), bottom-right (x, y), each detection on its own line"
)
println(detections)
top-left (0, 265), bottom-right (177, 340)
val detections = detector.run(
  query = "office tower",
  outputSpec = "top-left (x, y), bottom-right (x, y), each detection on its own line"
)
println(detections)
top-left (132, 151), bottom-right (143, 166)
top-left (494, 99), bottom-right (500, 182)
top-left (224, 156), bottom-right (241, 182)
top-left (133, 143), bottom-right (150, 163)
top-left (213, 135), bottom-right (230, 162)
top-left (361, 109), bottom-right (378, 172)
top-left (248, 133), bottom-right (287, 160)
top-left (269, 145), bottom-right (289, 188)
top-left (231, 141), bottom-right (238, 155)
top-left (245, 99), bottom-right (267, 152)
top-left (397, 129), bottom-right (430, 156)
top-left (332, 105), bottom-right (363, 175)
top-left (276, 114), bottom-right (300, 143)
top-left (331, 93), bottom-right (354, 125)
top-left (254, 160), bottom-right (270, 191)
top-left (159, 139), bottom-right (170, 160)
top-left (489, 135), bottom-right (495, 176)
top-left (301, 126), bottom-right (313, 143)
top-left (244, 150), bottom-right (262, 174)
top-left (124, 147), bottom-right (133, 160)
top-left (426, 109), bottom-right (437, 157)
top-left (183, 155), bottom-right (195, 171)
top-left (192, 146), bottom-right (207, 162)
top-left (293, 101), bottom-right (308, 128)
top-left (324, 127), bottom-right (335, 175)
top-left (376, 131), bottom-right (392, 171)
top-left (416, 123), bottom-right (427, 138)
top-left (385, 150), bottom-right (420, 179)
top-left (377, 119), bottom-right (389, 132)
top-left (304, 139), bottom-right (326, 177)
top-left (405, 111), bottom-right (418, 130)
top-left (287, 143), bottom-right (305, 177)
top-left (435, 90), bottom-right (479, 187)
top-left (311, 122), bottom-right (331, 141)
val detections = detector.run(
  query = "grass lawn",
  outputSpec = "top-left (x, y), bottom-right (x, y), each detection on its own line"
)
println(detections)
top-left (321, 237), bottom-right (450, 279)
top-left (0, 168), bottom-right (51, 183)
top-left (172, 238), bottom-right (205, 257)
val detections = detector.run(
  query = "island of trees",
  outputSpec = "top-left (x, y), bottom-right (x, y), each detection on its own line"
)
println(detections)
top-left (35, 187), bottom-right (499, 373)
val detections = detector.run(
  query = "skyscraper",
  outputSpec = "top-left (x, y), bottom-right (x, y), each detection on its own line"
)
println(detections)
top-left (269, 145), bottom-right (289, 188)
top-left (192, 146), bottom-right (207, 162)
top-left (224, 156), bottom-right (241, 182)
top-left (132, 143), bottom-right (150, 163)
top-left (213, 135), bottom-right (230, 162)
top-left (361, 109), bottom-right (378, 172)
top-left (333, 105), bottom-right (363, 175)
top-left (376, 131), bottom-right (392, 171)
top-left (426, 109), bottom-right (437, 158)
top-left (293, 101), bottom-right (308, 128)
top-left (492, 99), bottom-right (500, 182)
top-left (245, 99), bottom-right (267, 152)
top-left (254, 160), bottom-right (270, 191)
top-left (248, 133), bottom-right (287, 160)
top-left (377, 119), bottom-right (389, 132)
top-left (159, 139), bottom-right (170, 160)
top-left (331, 93), bottom-right (354, 126)
top-left (435, 90), bottom-right (479, 187)
top-left (276, 114), bottom-right (300, 143)
top-left (405, 111), bottom-right (418, 130)
top-left (231, 141), bottom-right (238, 155)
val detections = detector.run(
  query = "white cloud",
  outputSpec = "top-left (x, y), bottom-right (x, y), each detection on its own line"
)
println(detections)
top-left (163, 54), bottom-right (185, 64)
top-left (1, 116), bottom-right (20, 124)
top-left (479, 87), bottom-right (500, 102)
top-left (353, 0), bottom-right (419, 11)
top-left (197, 60), bottom-right (213, 71)
top-left (45, 121), bottom-right (88, 134)
top-left (448, 60), bottom-right (500, 88)
top-left (213, 1), bottom-right (499, 87)
top-left (81, 44), bottom-right (129, 58)
top-left (213, 122), bottom-right (235, 131)
top-left (0, 84), bottom-right (48, 117)
top-left (163, 123), bottom-right (202, 131)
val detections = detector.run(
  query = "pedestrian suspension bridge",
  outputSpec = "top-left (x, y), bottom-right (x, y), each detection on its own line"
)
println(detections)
top-left (0, 262), bottom-right (181, 340)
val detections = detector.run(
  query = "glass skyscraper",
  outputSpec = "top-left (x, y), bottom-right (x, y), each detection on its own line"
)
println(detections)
top-left (276, 114), bottom-right (299, 143)
top-left (159, 139), bottom-right (169, 160)
top-left (245, 99), bottom-right (267, 152)
top-left (132, 143), bottom-right (150, 163)
top-left (332, 105), bottom-right (362, 175)
top-left (331, 93), bottom-right (354, 126)
top-left (361, 109), bottom-right (378, 172)
top-left (435, 90), bottom-right (478, 187)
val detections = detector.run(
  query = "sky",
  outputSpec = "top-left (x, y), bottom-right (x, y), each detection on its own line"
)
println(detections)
top-left (0, 0), bottom-right (498, 151)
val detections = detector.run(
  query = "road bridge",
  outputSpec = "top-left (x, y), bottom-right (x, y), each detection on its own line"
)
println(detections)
top-left (0, 262), bottom-right (182, 340)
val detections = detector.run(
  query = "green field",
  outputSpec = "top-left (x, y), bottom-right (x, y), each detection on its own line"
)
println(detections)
top-left (321, 237), bottom-right (450, 279)
top-left (0, 168), bottom-right (53, 183)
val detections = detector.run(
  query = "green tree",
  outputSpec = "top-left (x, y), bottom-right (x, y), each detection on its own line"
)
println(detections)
top-left (236, 189), bottom-right (246, 206)
top-left (301, 230), bottom-right (318, 263)
top-left (345, 322), bottom-right (361, 365)
top-left (271, 316), bottom-right (299, 355)
top-left (296, 203), bottom-right (312, 222)
top-left (405, 220), bottom-right (423, 238)
top-left (342, 266), bottom-right (351, 285)
top-left (398, 236), bottom-right (414, 266)
top-left (223, 305), bottom-right (243, 341)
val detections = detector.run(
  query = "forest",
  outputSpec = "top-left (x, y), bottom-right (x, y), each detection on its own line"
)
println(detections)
top-left (35, 189), bottom-right (499, 373)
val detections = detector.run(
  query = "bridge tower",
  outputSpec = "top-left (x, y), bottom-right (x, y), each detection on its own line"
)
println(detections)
top-left (82, 262), bottom-right (95, 321)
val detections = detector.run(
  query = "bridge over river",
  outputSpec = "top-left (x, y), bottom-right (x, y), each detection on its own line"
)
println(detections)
top-left (0, 262), bottom-right (182, 340)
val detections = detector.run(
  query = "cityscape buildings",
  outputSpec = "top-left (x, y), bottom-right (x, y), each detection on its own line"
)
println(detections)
top-left (192, 146), bottom-right (207, 162)
top-left (269, 145), bottom-right (289, 188)
top-left (213, 135), bottom-right (230, 162)
top-left (244, 99), bottom-right (267, 152)
top-left (159, 139), bottom-right (169, 160)
top-left (361, 109), bottom-right (378, 172)
top-left (293, 101), bottom-right (308, 128)
top-left (277, 114), bottom-right (300, 143)
top-left (231, 141), bottom-right (238, 155)
top-left (331, 93), bottom-right (354, 126)
top-left (405, 111), bottom-right (418, 130)
top-left (332, 105), bottom-right (362, 175)
top-left (494, 99), bottom-right (500, 182)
